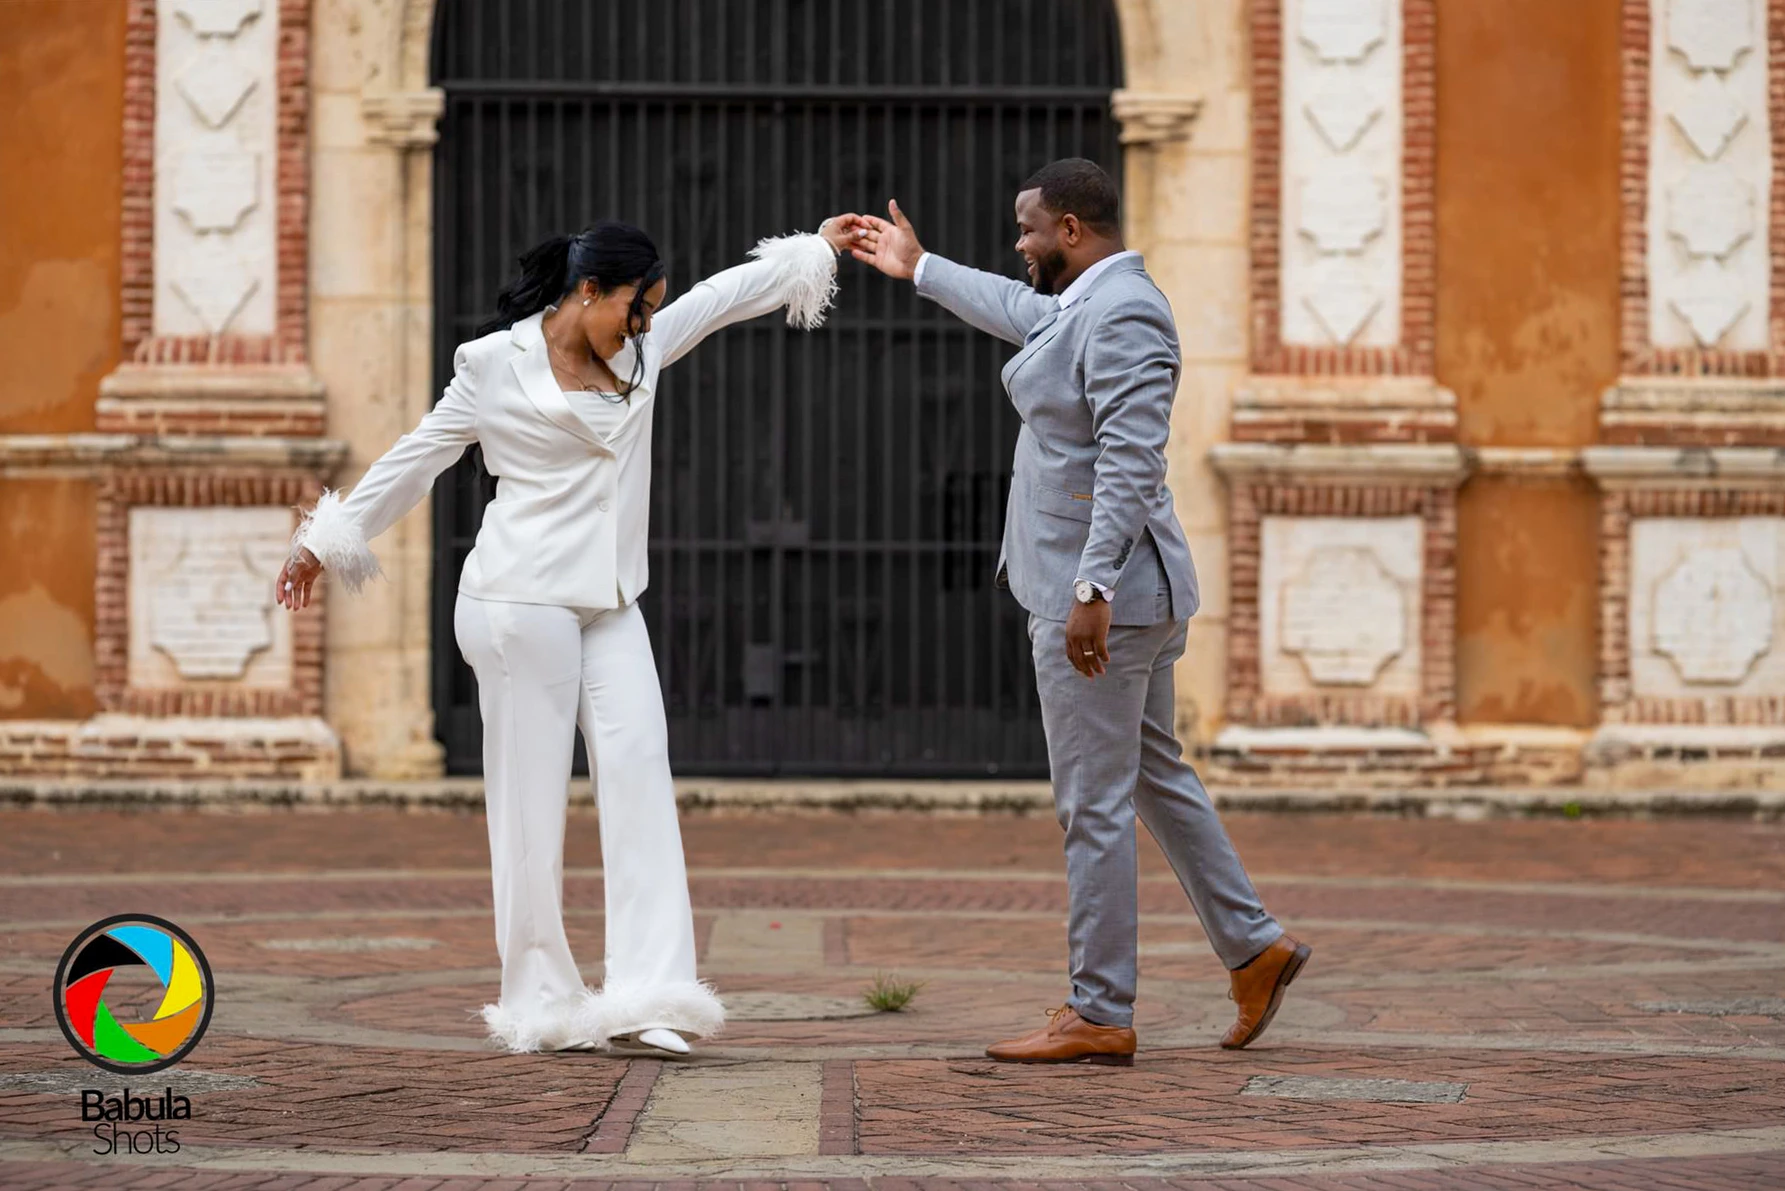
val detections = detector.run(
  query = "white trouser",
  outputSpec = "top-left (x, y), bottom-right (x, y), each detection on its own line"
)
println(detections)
top-left (453, 593), bottom-right (724, 1052)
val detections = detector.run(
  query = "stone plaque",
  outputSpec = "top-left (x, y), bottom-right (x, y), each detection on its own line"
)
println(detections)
top-left (128, 507), bottom-right (293, 689)
top-left (1653, 546), bottom-right (1773, 683)
top-left (1629, 517), bottom-right (1785, 697)
top-left (1260, 516), bottom-right (1422, 697)
top-left (1280, 545), bottom-right (1407, 685)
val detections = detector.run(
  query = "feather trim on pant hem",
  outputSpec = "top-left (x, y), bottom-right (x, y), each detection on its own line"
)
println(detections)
top-left (577, 980), bottom-right (726, 1045)
top-left (480, 993), bottom-right (597, 1054)
top-left (480, 982), bottom-right (725, 1053)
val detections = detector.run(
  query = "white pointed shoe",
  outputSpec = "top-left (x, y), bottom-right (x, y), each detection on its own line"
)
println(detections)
top-left (612, 1028), bottom-right (692, 1057)
top-left (554, 1039), bottom-right (599, 1052)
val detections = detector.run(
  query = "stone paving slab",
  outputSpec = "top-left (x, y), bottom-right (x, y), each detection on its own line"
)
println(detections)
top-left (0, 1152), bottom-right (1781, 1189)
top-left (0, 807), bottom-right (1782, 1188)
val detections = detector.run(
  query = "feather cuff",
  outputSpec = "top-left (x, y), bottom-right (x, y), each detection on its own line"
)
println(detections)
top-left (749, 231), bottom-right (841, 330)
top-left (292, 489), bottom-right (382, 595)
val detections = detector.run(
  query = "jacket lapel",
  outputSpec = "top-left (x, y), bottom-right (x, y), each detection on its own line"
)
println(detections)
top-left (605, 338), bottom-right (654, 439)
top-left (1002, 305), bottom-right (1065, 388)
top-left (508, 313), bottom-right (613, 454)
top-left (1000, 255), bottom-right (1149, 390)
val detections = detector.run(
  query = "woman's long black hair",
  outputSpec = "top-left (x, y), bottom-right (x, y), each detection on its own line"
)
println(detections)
top-left (477, 221), bottom-right (666, 395)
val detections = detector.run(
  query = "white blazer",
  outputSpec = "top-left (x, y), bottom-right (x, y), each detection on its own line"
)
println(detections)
top-left (295, 231), bottom-right (840, 610)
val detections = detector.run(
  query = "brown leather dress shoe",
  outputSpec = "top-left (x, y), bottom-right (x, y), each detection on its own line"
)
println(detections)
top-left (1221, 933), bottom-right (1312, 1049)
top-left (986, 1006), bottom-right (1136, 1066)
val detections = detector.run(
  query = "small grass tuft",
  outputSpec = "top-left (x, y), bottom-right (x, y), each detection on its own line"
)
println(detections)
top-left (863, 972), bottom-right (925, 1013)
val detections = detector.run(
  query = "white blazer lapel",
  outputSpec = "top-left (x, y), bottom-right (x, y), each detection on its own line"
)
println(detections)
top-left (508, 314), bottom-right (611, 452)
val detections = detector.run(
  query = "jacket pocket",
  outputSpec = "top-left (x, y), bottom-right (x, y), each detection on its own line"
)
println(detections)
top-left (1033, 483), bottom-right (1095, 523)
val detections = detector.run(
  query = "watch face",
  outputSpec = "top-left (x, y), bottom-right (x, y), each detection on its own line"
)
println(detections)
top-left (1075, 581), bottom-right (1093, 603)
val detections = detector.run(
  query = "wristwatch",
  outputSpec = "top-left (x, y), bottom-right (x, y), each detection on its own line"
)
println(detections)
top-left (1073, 579), bottom-right (1105, 605)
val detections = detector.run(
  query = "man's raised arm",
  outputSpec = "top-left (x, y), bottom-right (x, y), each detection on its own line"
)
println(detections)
top-left (853, 200), bottom-right (1055, 347)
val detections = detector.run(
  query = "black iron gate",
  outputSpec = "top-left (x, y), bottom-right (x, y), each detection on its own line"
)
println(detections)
top-left (431, 0), bottom-right (1123, 775)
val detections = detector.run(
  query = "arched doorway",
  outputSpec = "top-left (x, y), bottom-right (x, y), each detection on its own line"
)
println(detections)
top-left (430, 0), bottom-right (1124, 776)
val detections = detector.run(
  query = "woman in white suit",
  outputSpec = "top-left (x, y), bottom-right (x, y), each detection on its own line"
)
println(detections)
top-left (276, 216), bottom-right (863, 1057)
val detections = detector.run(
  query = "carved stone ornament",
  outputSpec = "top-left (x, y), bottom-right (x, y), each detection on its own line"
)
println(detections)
top-left (1305, 80), bottom-right (1382, 153)
top-left (1298, 164), bottom-right (1388, 253)
top-left (1670, 72), bottom-right (1748, 159)
top-left (1297, 0), bottom-right (1389, 64)
top-left (1669, 258), bottom-right (1751, 346)
top-left (1109, 90), bottom-right (1201, 147)
top-left (171, 150), bottom-right (261, 234)
top-left (1651, 545), bottom-right (1775, 684)
top-left (176, 46), bottom-right (260, 130)
top-left (362, 89), bottom-right (448, 150)
top-left (1667, 164), bottom-right (1755, 259)
top-left (1666, 0), bottom-right (1757, 73)
top-left (171, 0), bottom-right (265, 39)
top-left (1280, 545), bottom-right (1408, 685)
top-left (169, 241), bottom-right (261, 334)
top-left (1301, 258), bottom-right (1383, 345)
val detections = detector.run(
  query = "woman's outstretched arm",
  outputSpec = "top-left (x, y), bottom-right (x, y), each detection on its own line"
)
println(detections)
top-left (651, 216), bottom-right (863, 368)
top-left (277, 344), bottom-right (480, 606)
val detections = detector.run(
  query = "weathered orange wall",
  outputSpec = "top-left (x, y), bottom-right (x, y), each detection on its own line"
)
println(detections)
top-left (0, 0), bottom-right (124, 717)
top-left (0, 480), bottom-right (98, 719)
top-left (0, 0), bottom-right (124, 433)
top-left (1437, 0), bottom-right (1620, 726)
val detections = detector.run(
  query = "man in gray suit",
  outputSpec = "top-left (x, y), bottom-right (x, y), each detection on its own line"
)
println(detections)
top-left (852, 159), bottom-right (1309, 1066)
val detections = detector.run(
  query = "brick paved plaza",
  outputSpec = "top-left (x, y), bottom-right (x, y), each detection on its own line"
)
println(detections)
top-left (1, 807), bottom-right (1782, 1189)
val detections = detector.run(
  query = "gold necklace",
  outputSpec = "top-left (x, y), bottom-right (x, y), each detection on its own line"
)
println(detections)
top-left (546, 331), bottom-right (626, 401)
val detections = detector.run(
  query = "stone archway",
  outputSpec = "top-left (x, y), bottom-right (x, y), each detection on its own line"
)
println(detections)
top-left (315, 0), bottom-right (1215, 776)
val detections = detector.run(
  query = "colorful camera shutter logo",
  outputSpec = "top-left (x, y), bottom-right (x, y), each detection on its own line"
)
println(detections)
top-left (53, 914), bottom-right (214, 1074)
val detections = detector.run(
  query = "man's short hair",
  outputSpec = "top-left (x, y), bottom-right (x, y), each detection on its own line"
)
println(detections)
top-left (1020, 158), bottom-right (1120, 235)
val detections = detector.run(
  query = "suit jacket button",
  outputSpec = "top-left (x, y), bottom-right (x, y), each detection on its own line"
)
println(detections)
top-left (598, 500), bottom-right (611, 512)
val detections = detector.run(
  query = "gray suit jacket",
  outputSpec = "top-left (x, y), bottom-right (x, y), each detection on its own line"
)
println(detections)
top-left (916, 253), bottom-right (1198, 626)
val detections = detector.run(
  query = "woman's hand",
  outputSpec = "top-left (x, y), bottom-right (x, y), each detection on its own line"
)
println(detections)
top-left (819, 214), bottom-right (869, 255)
top-left (275, 547), bottom-right (323, 610)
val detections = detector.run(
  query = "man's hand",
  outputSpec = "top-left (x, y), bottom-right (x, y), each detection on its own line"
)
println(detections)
top-left (276, 547), bottom-right (323, 610)
top-left (851, 199), bottom-right (926, 281)
top-left (819, 214), bottom-right (869, 255)
top-left (1064, 597), bottom-right (1112, 679)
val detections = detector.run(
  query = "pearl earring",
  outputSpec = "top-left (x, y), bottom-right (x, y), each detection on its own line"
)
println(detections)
top-left (583, 299), bottom-right (591, 306)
